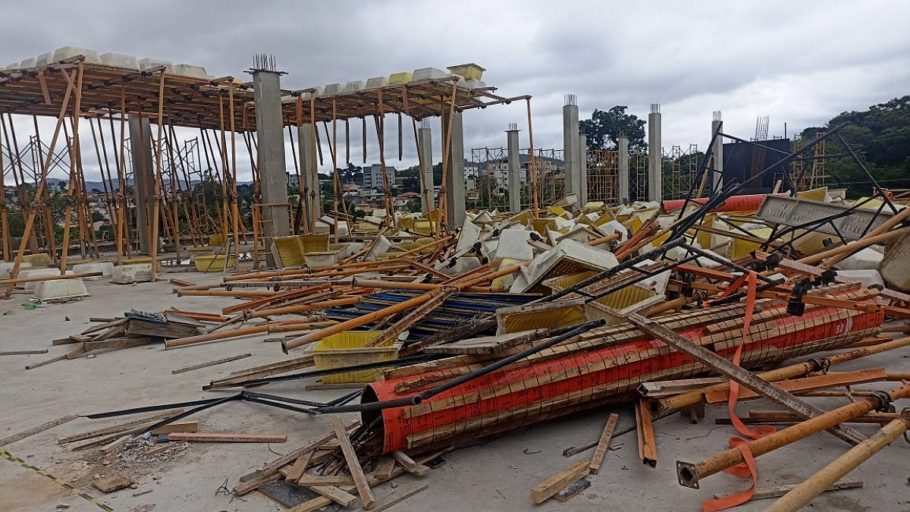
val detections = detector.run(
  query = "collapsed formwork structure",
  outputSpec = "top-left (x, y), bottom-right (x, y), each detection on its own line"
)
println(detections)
top-left (4, 50), bottom-right (910, 512)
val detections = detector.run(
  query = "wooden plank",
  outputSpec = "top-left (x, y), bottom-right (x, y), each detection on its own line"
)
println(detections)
top-left (308, 485), bottom-right (358, 507)
top-left (25, 354), bottom-right (67, 370)
top-left (296, 474), bottom-right (355, 486)
top-left (254, 420), bottom-right (358, 478)
top-left (58, 409), bottom-right (184, 444)
top-left (150, 421), bottom-right (199, 435)
top-left (331, 416), bottom-right (375, 509)
top-left (373, 456), bottom-right (396, 481)
top-left (712, 480), bottom-right (863, 501)
top-left (530, 459), bottom-right (590, 504)
top-left (0, 349), bottom-right (48, 356)
top-left (163, 432), bottom-right (286, 443)
top-left (284, 450), bottom-right (314, 482)
top-left (588, 412), bottom-right (619, 474)
top-left (83, 337), bottom-right (155, 351)
top-left (391, 450), bottom-right (430, 476)
top-left (170, 353), bottom-right (252, 374)
top-left (233, 472), bottom-right (281, 496)
top-left (0, 415), bottom-right (78, 447)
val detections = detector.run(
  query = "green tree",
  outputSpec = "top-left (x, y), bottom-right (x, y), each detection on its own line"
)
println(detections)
top-left (580, 106), bottom-right (647, 150)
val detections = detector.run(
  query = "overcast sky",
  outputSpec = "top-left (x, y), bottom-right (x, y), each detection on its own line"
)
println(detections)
top-left (2, 0), bottom-right (909, 182)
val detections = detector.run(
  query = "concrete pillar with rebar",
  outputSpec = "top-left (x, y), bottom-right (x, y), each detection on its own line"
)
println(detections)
top-left (578, 132), bottom-right (588, 206)
top-left (506, 123), bottom-right (521, 212)
top-left (417, 120), bottom-right (434, 213)
top-left (711, 111), bottom-right (723, 192)
top-left (252, 55), bottom-right (291, 266)
top-left (563, 94), bottom-right (579, 198)
top-left (128, 116), bottom-right (154, 254)
top-left (647, 104), bottom-right (662, 202)
top-left (442, 111), bottom-right (465, 228)
top-left (618, 135), bottom-right (630, 203)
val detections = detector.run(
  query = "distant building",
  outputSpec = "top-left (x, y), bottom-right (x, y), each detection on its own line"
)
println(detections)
top-left (363, 164), bottom-right (397, 190)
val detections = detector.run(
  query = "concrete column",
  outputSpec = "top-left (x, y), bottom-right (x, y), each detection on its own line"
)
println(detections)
top-left (711, 111), bottom-right (724, 192)
top-left (299, 123), bottom-right (321, 225)
top-left (442, 111), bottom-right (465, 228)
top-left (506, 124), bottom-right (521, 212)
top-left (128, 116), bottom-right (154, 254)
top-left (562, 95), bottom-right (579, 198)
top-left (417, 122), bottom-right (434, 212)
top-left (618, 135), bottom-right (630, 203)
top-left (578, 132), bottom-right (588, 206)
top-left (252, 65), bottom-right (291, 266)
top-left (648, 104), bottom-right (662, 202)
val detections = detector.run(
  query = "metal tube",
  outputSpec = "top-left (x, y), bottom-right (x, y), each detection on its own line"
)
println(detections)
top-left (762, 411), bottom-right (910, 512)
top-left (676, 384), bottom-right (910, 489)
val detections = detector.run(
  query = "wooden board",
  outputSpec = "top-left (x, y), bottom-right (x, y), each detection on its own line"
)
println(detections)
top-left (425, 329), bottom-right (548, 355)
top-left (331, 416), bottom-right (375, 509)
top-left (0, 415), bottom-right (78, 447)
top-left (307, 485), bottom-right (357, 507)
top-left (164, 432), bottom-right (286, 443)
top-left (530, 460), bottom-right (590, 504)
top-left (588, 413), bottom-right (619, 474)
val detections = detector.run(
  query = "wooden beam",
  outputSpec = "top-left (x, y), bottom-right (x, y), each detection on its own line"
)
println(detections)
top-left (588, 412), bottom-right (619, 474)
top-left (331, 416), bottom-right (375, 509)
top-left (162, 432), bottom-right (286, 443)
top-left (530, 459), bottom-right (590, 504)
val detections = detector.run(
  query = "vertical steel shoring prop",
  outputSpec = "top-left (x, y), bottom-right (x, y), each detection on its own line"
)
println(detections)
top-left (149, 70), bottom-right (166, 281)
top-left (288, 110), bottom-right (303, 235)
top-left (331, 99), bottom-right (341, 243)
top-left (228, 84), bottom-right (240, 260)
top-left (88, 118), bottom-right (117, 250)
top-left (21, 116), bottom-right (45, 255)
top-left (59, 62), bottom-right (85, 274)
top-left (169, 124), bottom-right (200, 247)
top-left (217, 95), bottom-right (230, 243)
top-left (374, 90), bottom-right (393, 224)
top-left (116, 87), bottom-right (130, 261)
top-left (526, 97), bottom-right (540, 217)
top-left (3, 67), bottom-right (77, 297)
top-left (405, 85), bottom-right (430, 214)
top-left (438, 81), bottom-right (458, 232)
top-left (162, 126), bottom-right (184, 255)
top-left (294, 97), bottom-right (309, 235)
top-left (0, 116), bottom-right (8, 261)
top-left (309, 94), bottom-right (318, 233)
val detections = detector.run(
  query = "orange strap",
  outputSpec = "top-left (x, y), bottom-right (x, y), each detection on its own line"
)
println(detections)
top-left (701, 271), bottom-right (776, 511)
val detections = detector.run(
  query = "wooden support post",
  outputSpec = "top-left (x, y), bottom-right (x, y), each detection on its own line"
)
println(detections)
top-left (526, 97), bottom-right (540, 217)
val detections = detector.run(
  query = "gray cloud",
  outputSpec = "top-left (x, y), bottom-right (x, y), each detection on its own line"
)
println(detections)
top-left (2, 0), bottom-right (908, 182)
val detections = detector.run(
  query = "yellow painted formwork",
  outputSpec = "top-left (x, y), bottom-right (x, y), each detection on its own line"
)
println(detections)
top-left (273, 236), bottom-right (306, 267)
top-left (309, 331), bottom-right (398, 383)
top-left (193, 254), bottom-right (237, 272)
top-left (543, 270), bottom-right (663, 325)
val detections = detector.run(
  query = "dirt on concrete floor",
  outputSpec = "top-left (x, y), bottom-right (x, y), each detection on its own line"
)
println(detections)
top-left (1, 273), bottom-right (909, 512)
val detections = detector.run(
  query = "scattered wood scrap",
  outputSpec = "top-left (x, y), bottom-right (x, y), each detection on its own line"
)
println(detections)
top-left (92, 472), bottom-right (134, 493)
top-left (170, 353), bottom-right (252, 374)
top-left (162, 432), bottom-right (287, 443)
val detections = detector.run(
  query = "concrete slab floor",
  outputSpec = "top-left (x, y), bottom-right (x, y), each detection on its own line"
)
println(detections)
top-left (1, 274), bottom-right (909, 511)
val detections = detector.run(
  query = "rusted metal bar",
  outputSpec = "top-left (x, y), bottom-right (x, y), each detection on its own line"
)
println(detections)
top-left (635, 400), bottom-right (658, 468)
